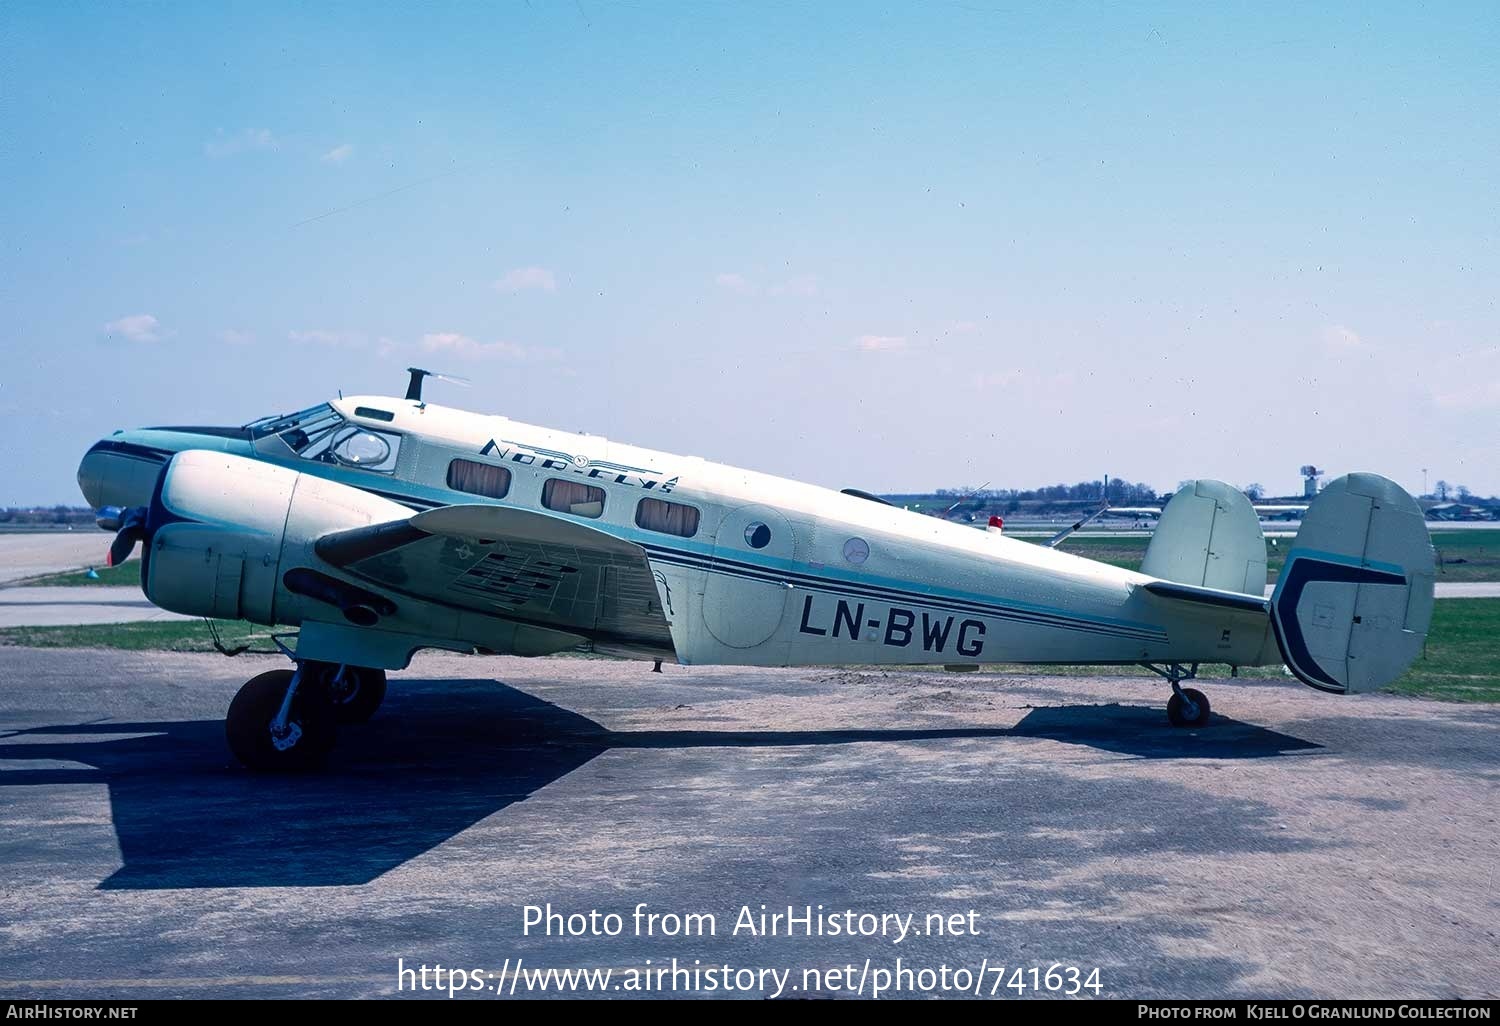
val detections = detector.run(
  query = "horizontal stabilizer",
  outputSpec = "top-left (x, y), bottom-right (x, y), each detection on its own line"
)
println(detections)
top-left (1141, 579), bottom-right (1269, 614)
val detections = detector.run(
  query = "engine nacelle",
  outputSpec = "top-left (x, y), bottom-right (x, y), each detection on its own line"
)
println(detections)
top-left (142, 450), bottom-right (412, 625)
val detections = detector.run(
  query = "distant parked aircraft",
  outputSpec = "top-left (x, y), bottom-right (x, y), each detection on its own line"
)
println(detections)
top-left (1102, 503), bottom-right (1308, 522)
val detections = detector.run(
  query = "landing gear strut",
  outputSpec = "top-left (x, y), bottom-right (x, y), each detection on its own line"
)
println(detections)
top-left (1140, 662), bottom-right (1212, 728)
top-left (224, 659), bottom-right (387, 770)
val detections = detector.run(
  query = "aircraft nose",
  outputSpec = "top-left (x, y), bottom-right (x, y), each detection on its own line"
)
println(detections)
top-left (77, 436), bottom-right (173, 511)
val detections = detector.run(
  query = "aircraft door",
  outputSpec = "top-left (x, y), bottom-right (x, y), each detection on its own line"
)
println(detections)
top-left (703, 505), bottom-right (794, 648)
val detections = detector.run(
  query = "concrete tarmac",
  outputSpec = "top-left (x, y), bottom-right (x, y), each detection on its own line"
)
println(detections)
top-left (0, 531), bottom-right (107, 585)
top-left (0, 649), bottom-right (1495, 999)
top-left (0, 586), bottom-right (193, 626)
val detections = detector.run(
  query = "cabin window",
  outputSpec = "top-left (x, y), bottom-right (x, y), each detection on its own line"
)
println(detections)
top-left (635, 497), bottom-right (700, 538)
top-left (448, 458), bottom-right (512, 499)
top-left (543, 478), bottom-right (605, 519)
top-left (744, 522), bottom-right (772, 548)
top-left (355, 406), bottom-right (395, 422)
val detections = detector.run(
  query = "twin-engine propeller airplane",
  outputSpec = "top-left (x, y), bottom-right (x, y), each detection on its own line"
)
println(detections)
top-left (78, 369), bottom-right (1436, 770)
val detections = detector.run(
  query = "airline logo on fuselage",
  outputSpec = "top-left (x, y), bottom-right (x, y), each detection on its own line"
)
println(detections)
top-left (480, 439), bottom-right (678, 493)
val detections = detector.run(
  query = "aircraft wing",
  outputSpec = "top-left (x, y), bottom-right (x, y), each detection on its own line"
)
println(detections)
top-left (314, 504), bottom-right (673, 649)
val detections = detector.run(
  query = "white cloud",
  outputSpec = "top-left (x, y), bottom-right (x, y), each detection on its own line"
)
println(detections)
top-left (289, 328), bottom-right (366, 348)
top-left (219, 329), bottom-right (255, 345)
top-left (1324, 324), bottom-right (1363, 349)
top-left (714, 272), bottom-right (759, 296)
top-left (320, 143), bottom-right (355, 164)
top-left (204, 128), bottom-right (278, 158)
top-left (103, 314), bottom-right (161, 343)
top-left (493, 267), bottom-right (557, 293)
top-left (854, 334), bottom-right (907, 353)
top-left (421, 332), bottom-right (553, 361)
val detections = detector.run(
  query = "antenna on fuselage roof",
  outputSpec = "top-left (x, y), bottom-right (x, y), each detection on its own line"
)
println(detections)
top-left (404, 367), bottom-right (471, 403)
top-left (1042, 474), bottom-right (1111, 548)
top-left (942, 482), bottom-right (991, 516)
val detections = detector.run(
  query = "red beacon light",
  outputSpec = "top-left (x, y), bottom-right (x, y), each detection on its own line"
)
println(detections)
top-left (986, 515), bottom-right (1004, 533)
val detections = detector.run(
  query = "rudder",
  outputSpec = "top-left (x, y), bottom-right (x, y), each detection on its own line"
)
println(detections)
top-left (1270, 473), bottom-right (1435, 694)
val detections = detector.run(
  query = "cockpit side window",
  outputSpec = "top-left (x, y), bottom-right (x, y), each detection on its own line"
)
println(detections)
top-left (314, 425), bottom-right (403, 473)
top-left (247, 403), bottom-right (403, 472)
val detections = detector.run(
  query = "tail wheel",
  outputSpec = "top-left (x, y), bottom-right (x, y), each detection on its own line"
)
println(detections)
top-left (225, 669), bottom-right (336, 771)
top-left (1167, 687), bottom-right (1211, 728)
top-left (325, 665), bottom-right (387, 724)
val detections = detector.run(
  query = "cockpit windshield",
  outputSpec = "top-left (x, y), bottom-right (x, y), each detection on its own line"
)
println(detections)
top-left (245, 403), bottom-right (402, 473)
top-left (245, 403), bottom-right (342, 442)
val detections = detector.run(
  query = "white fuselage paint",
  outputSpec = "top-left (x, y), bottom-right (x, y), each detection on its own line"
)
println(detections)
top-left (275, 396), bottom-right (1273, 670)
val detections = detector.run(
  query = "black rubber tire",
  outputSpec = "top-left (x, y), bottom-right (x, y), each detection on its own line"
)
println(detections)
top-left (326, 666), bottom-right (387, 724)
top-left (225, 669), bottom-right (337, 771)
top-left (1167, 687), bottom-right (1211, 728)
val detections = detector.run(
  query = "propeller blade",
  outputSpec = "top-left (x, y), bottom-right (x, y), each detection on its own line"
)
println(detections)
top-left (105, 507), bottom-right (148, 568)
top-left (106, 530), bottom-right (139, 568)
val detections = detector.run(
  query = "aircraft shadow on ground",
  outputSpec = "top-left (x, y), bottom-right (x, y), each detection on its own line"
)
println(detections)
top-left (0, 680), bottom-right (1319, 890)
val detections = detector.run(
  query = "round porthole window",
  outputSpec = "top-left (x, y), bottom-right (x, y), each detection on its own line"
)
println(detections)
top-left (744, 522), bottom-right (772, 549)
top-left (331, 430), bottom-right (391, 467)
top-left (842, 537), bottom-right (870, 564)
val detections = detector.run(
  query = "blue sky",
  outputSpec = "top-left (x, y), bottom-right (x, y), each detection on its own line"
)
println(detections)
top-left (3, 1), bottom-right (1496, 504)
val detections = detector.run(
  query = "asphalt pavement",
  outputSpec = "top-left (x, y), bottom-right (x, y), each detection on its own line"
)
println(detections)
top-left (0, 648), bottom-right (1494, 999)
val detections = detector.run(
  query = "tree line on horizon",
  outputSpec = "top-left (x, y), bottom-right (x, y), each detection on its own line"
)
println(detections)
top-left (919, 479), bottom-right (1498, 508)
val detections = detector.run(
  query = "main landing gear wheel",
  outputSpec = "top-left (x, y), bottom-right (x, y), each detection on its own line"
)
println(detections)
top-left (225, 668), bottom-right (336, 771)
top-left (1167, 687), bottom-right (1211, 728)
top-left (321, 664), bottom-right (387, 724)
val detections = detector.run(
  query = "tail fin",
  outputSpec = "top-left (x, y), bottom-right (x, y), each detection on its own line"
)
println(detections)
top-left (1270, 474), bottom-right (1435, 694)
